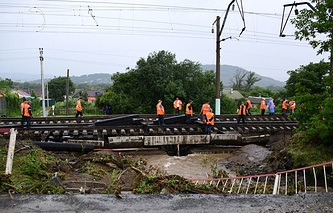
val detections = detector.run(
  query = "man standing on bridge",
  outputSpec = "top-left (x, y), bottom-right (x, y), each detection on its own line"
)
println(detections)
top-left (156, 100), bottom-right (165, 125)
top-left (21, 100), bottom-right (32, 128)
top-left (200, 101), bottom-right (212, 122)
top-left (173, 97), bottom-right (182, 115)
top-left (204, 109), bottom-right (214, 134)
top-left (185, 100), bottom-right (193, 124)
top-left (237, 102), bottom-right (247, 124)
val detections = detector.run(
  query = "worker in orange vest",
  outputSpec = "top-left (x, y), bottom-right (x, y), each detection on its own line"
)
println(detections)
top-left (200, 101), bottom-right (212, 121)
top-left (185, 100), bottom-right (193, 124)
top-left (21, 100), bottom-right (32, 128)
top-left (237, 102), bottom-right (247, 124)
top-left (260, 98), bottom-right (267, 115)
top-left (173, 97), bottom-right (182, 115)
top-left (282, 98), bottom-right (288, 116)
top-left (156, 100), bottom-right (165, 125)
top-left (204, 109), bottom-right (214, 135)
top-left (245, 98), bottom-right (252, 115)
top-left (289, 100), bottom-right (296, 115)
top-left (75, 97), bottom-right (83, 118)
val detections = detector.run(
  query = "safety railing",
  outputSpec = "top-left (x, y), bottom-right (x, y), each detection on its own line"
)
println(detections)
top-left (188, 161), bottom-right (333, 195)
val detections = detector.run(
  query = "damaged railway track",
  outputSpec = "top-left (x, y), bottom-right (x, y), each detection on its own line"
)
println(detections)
top-left (0, 114), bottom-right (297, 156)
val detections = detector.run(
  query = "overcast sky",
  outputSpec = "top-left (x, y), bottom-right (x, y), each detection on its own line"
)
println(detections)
top-left (0, 0), bottom-right (329, 82)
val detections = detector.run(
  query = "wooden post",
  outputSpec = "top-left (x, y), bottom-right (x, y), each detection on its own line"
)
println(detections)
top-left (5, 128), bottom-right (17, 174)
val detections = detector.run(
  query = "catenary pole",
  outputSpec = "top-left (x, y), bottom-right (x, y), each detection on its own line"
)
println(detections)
top-left (66, 69), bottom-right (69, 116)
top-left (215, 16), bottom-right (221, 115)
top-left (39, 48), bottom-right (46, 117)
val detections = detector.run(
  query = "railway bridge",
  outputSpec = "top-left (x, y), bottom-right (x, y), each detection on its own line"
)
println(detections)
top-left (0, 114), bottom-right (296, 156)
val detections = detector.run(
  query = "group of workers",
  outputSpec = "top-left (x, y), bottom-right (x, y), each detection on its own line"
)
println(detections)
top-left (156, 98), bottom-right (214, 134)
top-left (157, 96), bottom-right (297, 133)
top-left (237, 97), bottom-right (296, 123)
top-left (20, 98), bottom-right (32, 128)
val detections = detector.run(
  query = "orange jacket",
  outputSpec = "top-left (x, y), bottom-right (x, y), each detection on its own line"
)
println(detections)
top-left (260, 100), bottom-right (266, 110)
top-left (246, 99), bottom-right (252, 109)
top-left (173, 99), bottom-right (182, 110)
top-left (185, 103), bottom-right (193, 115)
top-left (205, 111), bottom-right (214, 125)
top-left (282, 100), bottom-right (288, 110)
top-left (76, 100), bottom-right (82, 112)
top-left (201, 103), bottom-right (211, 115)
top-left (289, 101), bottom-right (296, 109)
top-left (156, 102), bottom-right (165, 115)
top-left (238, 104), bottom-right (247, 115)
top-left (23, 103), bottom-right (32, 117)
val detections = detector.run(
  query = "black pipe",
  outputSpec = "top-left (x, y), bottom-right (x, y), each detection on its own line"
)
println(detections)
top-left (33, 142), bottom-right (94, 153)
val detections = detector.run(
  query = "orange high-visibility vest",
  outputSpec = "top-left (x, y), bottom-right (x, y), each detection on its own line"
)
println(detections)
top-left (246, 99), bottom-right (252, 109)
top-left (282, 100), bottom-right (288, 110)
top-left (238, 104), bottom-right (247, 115)
top-left (173, 99), bottom-right (182, 110)
top-left (205, 111), bottom-right (214, 125)
top-left (289, 101), bottom-right (296, 109)
top-left (23, 103), bottom-right (32, 117)
top-left (260, 100), bottom-right (266, 110)
top-left (76, 100), bottom-right (82, 112)
top-left (156, 102), bottom-right (165, 115)
top-left (186, 103), bottom-right (193, 115)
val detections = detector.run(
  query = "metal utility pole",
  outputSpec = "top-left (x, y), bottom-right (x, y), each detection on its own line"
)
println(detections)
top-left (39, 48), bottom-right (46, 117)
top-left (66, 69), bottom-right (69, 116)
top-left (213, 0), bottom-right (245, 115)
top-left (279, 2), bottom-right (317, 38)
top-left (214, 16), bottom-right (221, 115)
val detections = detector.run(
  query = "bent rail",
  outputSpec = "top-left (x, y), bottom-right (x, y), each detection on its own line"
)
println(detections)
top-left (189, 161), bottom-right (333, 195)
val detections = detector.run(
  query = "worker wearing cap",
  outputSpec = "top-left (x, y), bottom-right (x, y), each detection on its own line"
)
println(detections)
top-left (185, 100), bottom-right (193, 124)
top-left (156, 100), bottom-right (164, 125)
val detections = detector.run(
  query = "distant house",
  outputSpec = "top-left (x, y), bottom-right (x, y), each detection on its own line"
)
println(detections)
top-left (86, 90), bottom-right (104, 103)
top-left (248, 96), bottom-right (269, 108)
top-left (13, 89), bottom-right (32, 99)
top-left (222, 89), bottom-right (244, 100)
top-left (73, 90), bottom-right (104, 103)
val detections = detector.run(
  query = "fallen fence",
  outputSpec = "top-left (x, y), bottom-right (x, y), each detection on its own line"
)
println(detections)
top-left (189, 161), bottom-right (333, 195)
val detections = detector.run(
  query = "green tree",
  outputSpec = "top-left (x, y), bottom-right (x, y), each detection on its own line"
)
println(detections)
top-left (291, 0), bottom-right (333, 73)
top-left (99, 51), bottom-right (219, 114)
top-left (285, 61), bottom-right (329, 97)
top-left (48, 77), bottom-right (75, 102)
top-left (0, 78), bottom-right (13, 89)
top-left (286, 61), bottom-right (333, 146)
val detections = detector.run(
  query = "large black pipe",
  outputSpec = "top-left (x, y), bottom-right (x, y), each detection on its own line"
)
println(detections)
top-left (33, 142), bottom-right (94, 153)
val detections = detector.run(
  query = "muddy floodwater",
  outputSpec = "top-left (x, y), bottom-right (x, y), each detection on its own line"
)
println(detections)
top-left (142, 152), bottom-right (234, 179)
